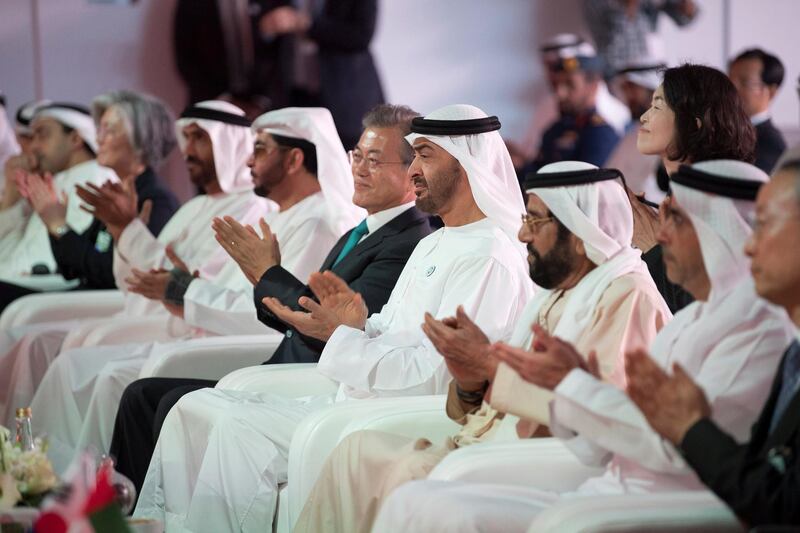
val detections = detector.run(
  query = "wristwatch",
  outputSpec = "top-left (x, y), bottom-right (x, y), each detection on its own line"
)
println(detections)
top-left (50, 224), bottom-right (69, 238)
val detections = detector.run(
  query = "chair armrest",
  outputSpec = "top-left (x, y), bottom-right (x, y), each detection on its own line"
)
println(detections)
top-left (0, 273), bottom-right (80, 292)
top-left (287, 395), bottom-right (457, 528)
top-left (0, 290), bottom-right (124, 330)
top-left (529, 491), bottom-right (742, 533)
top-left (428, 439), bottom-right (605, 493)
top-left (215, 363), bottom-right (339, 397)
top-left (140, 334), bottom-right (285, 380)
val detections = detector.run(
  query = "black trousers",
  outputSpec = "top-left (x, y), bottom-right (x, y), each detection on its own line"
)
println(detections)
top-left (0, 280), bottom-right (38, 314)
top-left (109, 377), bottom-right (216, 493)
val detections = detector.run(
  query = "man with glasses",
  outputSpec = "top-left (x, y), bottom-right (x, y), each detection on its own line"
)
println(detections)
top-left (729, 48), bottom-right (787, 173)
top-left (133, 103), bottom-right (533, 531)
top-left (292, 160), bottom-right (671, 533)
top-left (374, 160), bottom-right (792, 533)
top-left (107, 104), bottom-right (433, 492)
top-left (626, 159), bottom-right (800, 527)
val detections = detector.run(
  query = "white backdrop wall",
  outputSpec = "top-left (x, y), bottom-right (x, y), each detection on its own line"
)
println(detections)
top-left (1, 0), bottom-right (798, 197)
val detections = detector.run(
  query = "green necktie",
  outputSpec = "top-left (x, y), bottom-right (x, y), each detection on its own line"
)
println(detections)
top-left (332, 219), bottom-right (369, 267)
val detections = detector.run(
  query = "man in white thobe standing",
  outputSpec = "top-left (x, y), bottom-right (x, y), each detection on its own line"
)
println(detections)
top-left (0, 101), bottom-right (267, 423)
top-left (132, 104), bottom-right (535, 532)
top-left (25, 106), bottom-right (355, 473)
top-left (373, 159), bottom-right (794, 533)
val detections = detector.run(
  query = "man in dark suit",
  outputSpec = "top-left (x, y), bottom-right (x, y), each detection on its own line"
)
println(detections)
top-left (257, 0), bottom-right (385, 149)
top-left (109, 104), bottom-right (430, 491)
top-left (626, 159), bottom-right (800, 527)
top-left (173, 0), bottom-right (293, 113)
top-left (729, 48), bottom-right (788, 174)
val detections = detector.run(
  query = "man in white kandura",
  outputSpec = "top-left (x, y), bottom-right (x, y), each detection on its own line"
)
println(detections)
top-left (293, 161), bottom-right (673, 533)
top-left (133, 104), bottom-right (535, 532)
top-left (25, 106), bottom-right (354, 473)
top-left (373, 160), bottom-right (793, 532)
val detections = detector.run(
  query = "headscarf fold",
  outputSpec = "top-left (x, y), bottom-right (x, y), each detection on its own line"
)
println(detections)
top-left (405, 104), bottom-right (527, 258)
top-left (175, 100), bottom-right (255, 193)
top-left (34, 102), bottom-right (97, 152)
top-left (518, 160), bottom-right (661, 346)
top-left (670, 159), bottom-right (769, 301)
top-left (252, 107), bottom-right (364, 233)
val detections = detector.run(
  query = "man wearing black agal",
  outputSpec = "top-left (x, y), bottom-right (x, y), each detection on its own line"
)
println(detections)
top-left (109, 104), bottom-right (432, 493)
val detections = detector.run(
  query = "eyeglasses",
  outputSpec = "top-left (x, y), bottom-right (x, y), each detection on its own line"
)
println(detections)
top-left (520, 214), bottom-right (554, 232)
top-left (348, 150), bottom-right (406, 172)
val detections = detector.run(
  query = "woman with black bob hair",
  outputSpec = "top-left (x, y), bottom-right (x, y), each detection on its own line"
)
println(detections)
top-left (635, 63), bottom-right (757, 312)
top-left (638, 63), bottom-right (756, 175)
top-left (663, 63), bottom-right (755, 166)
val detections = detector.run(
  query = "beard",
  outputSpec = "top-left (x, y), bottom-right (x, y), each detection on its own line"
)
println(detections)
top-left (528, 230), bottom-right (578, 289)
top-left (252, 158), bottom-right (287, 198)
top-left (186, 156), bottom-right (216, 190)
top-left (414, 163), bottom-right (461, 215)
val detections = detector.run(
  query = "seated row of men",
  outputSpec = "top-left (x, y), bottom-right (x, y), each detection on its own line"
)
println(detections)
top-left (0, 64), bottom-right (799, 531)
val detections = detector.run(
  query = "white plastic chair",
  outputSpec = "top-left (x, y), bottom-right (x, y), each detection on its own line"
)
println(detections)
top-left (213, 365), bottom-right (458, 532)
top-left (139, 334), bottom-right (286, 381)
top-left (0, 290), bottom-right (124, 331)
top-left (286, 394), bottom-right (458, 530)
top-left (428, 438), bottom-right (742, 533)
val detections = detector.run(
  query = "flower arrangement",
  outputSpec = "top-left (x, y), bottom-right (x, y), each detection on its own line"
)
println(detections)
top-left (1, 425), bottom-right (135, 532)
top-left (0, 425), bottom-right (58, 510)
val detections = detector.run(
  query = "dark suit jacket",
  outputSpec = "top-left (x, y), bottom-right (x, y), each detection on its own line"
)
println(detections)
top-left (642, 244), bottom-right (693, 314)
top-left (49, 167), bottom-right (178, 289)
top-left (174, 0), bottom-right (292, 106)
top-left (681, 341), bottom-right (800, 527)
top-left (754, 119), bottom-right (787, 175)
top-left (254, 206), bottom-right (431, 364)
top-left (307, 0), bottom-right (385, 149)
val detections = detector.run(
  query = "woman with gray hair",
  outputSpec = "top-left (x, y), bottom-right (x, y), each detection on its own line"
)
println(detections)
top-left (0, 90), bottom-right (180, 311)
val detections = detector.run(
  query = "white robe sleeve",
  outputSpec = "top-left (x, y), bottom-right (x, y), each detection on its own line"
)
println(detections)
top-left (0, 200), bottom-right (28, 242)
top-left (318, 257), bottom-right (528, 398)
top-left (182, 215), bottom-right (341, 336)
top-left (550, 325), bottom-right (787, 474)
top-left (113, 218), bottom-right (164, 291)
top-left (276, 217), bottom-right (340, 285)
top-left (182, 274), bottom-right (265, 336)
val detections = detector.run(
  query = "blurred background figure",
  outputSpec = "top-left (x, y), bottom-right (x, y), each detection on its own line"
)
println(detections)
top-left (512, 35), bottom-right (622, 185)
top-left (728, 48), bottom-right (788, 173)
top-left (583, 0), bottom-right (698, 76)
top-left (0, 95), bottom-right (20, 192)
top-left (257, 0), bottom-right (385, 149)
top-left (172, 0), bottom-right (293, 119)
top-left (173, 0), bottom-right (384, 151)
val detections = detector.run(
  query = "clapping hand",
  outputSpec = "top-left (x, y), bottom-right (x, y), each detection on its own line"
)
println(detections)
top-left (625, 348), bottom-right (710, 444)
top-left (261, 271), bottom-right (368, 341)
top-left (125, 268), bottom-right (170, 301)
top-left (421, 306), bottom-right (494, 391)
top-left (490, 324), bottom-right (599, 390)
top-left (26, 172), bottom-right (68, 233)
top-left (212, 216), bottom-right (280, 285)
top-left (76, 179), bottom-right (149, 240)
